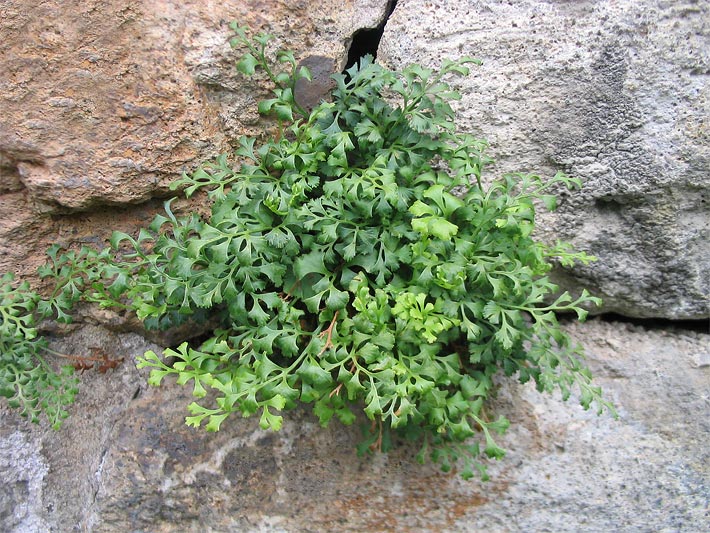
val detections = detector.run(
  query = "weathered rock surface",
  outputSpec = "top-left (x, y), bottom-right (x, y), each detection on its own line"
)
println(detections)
top-left (1, 320), bottom-right (707, 531)
top-left (0, 0), bottom-right (388, 281)
top-left (2, 0), bottom-right (708, 315)
top-left (380, 0), bottom-right (710, 319)
top-left (2, 2), bottom-right (708, 531)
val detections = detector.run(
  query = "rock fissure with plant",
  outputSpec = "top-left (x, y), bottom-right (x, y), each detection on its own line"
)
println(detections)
top-left (0, 23), bottom-right (616, 479)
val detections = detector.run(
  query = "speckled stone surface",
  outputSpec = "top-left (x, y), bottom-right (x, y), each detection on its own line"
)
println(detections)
top-left (0, 0), bottom-right (387, 283)
top-left (380, 0), bottom-right (710, 319)
top-left (1, 320), bottom-right (707, 531)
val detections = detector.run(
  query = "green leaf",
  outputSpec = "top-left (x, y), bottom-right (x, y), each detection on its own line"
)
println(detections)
top-left (248, 298), bottom-right (271, 325)
top-left (236, 53), bottom-right (259, 75)
top-left (429, 217), bottom-right (459, 241)
top-left (325, 287), bottom-right (349, 310)
top-left (298, 358), bottom-right (332, 387)
top-left (313, 399), bottom-right (335, 426)
top-left (294, 251), bottom-right (329, 278)
top-left (336, 406), bottom-right (356, 425)
top-left (258, 98), bottom-right (278, 115)
top-left (541, 194), bottom-right (557, 211)
top-left (409, 200), bottom-right (433, 217)
top-left (364, 388), bottom-right (383, 418)
top-left (259, 406), bottom-right (283, 431)
top-left (206, 413), bottom-right (230, 432)
top-left (343, 372), bottom-right (365, 399)
top-left (274, 103), bottom-right (294, 122)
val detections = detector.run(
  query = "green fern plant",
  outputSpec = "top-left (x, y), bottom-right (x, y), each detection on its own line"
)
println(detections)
top-left (0, 23), bottom-right (615, 478)
top-left (0, 273), bottom-right (79, 429)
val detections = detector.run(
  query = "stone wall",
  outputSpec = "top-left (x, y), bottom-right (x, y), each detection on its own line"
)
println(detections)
top-left (1, 1), bottom-right (709, 531)
top-left (0, 0), bottom-right (389, 280)
top-left (1, 320), bottom-right (708, 531)
top-left (2, 0), bottom-right (708, 311)
top-left (381, 0), bottom-right (709, 319)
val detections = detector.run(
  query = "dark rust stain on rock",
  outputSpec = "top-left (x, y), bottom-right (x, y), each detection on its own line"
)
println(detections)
top-left (294, 55), bottom-right (337, 112)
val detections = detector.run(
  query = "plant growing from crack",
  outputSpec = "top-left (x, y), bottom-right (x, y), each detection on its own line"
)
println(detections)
top-left (0, 23), bottom-right (616, 478)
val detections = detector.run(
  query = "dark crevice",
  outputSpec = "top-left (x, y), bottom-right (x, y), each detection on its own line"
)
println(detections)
top-left (179, 327), bottom-right (217, 351)
top-left (0, 152), bottom-right (27, 194)
top-left (595, 312), bottom-right (709, 334)
top-left (344, 0), bottom-right (398, 71)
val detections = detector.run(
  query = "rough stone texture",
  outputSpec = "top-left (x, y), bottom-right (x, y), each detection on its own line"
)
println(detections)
top-left (379, 0), bottom-right (710, 319)
top-left (0, 0), bottom-right (389, 282)
top-left (1, 3), bottom-right (709, 529)
top-left (1, 320), bottom-right (707, 531)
